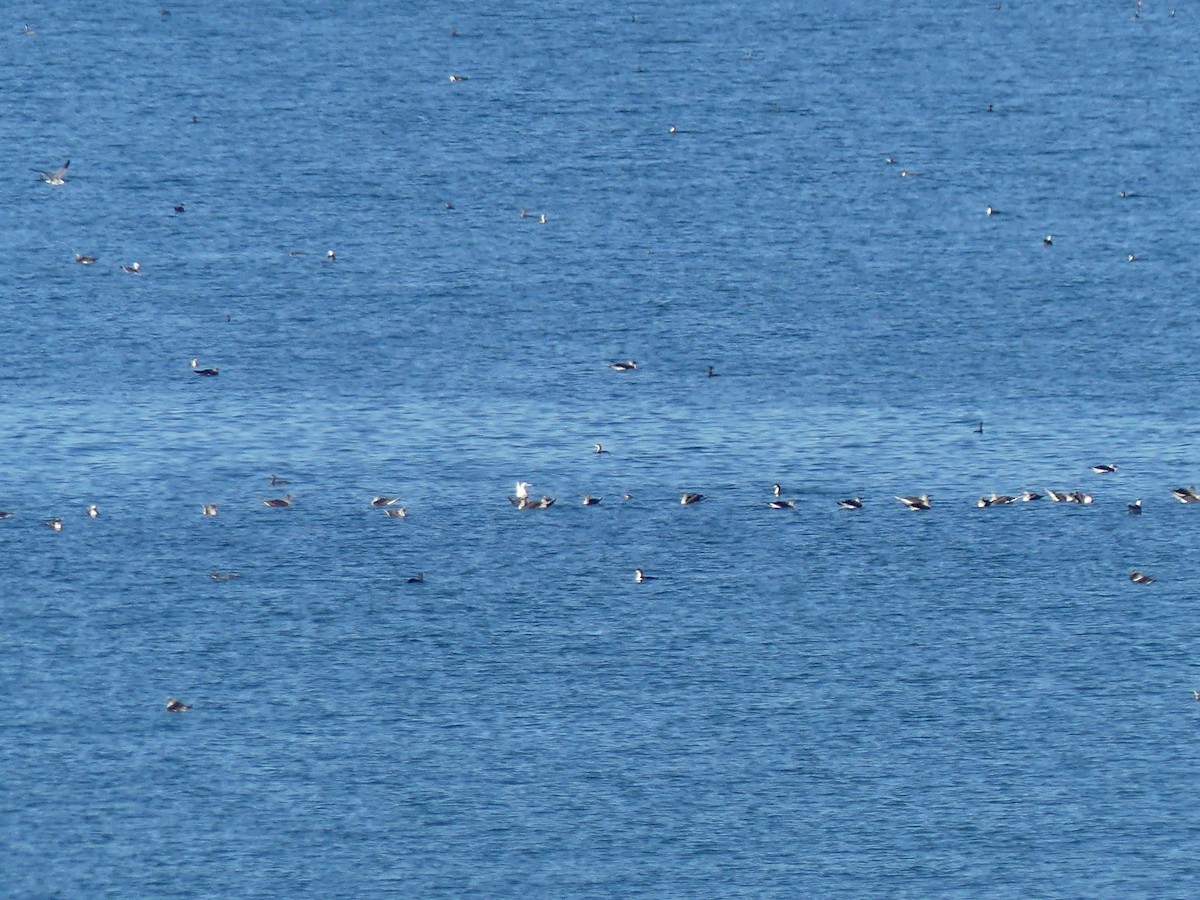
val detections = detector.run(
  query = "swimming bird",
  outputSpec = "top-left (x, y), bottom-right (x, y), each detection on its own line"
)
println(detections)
top-left (899, 169), bottom-right (921, 177)
top-left (23, 24), bottom-right (36, 35)
top-left (1127, 253), bottom-right (1137, 263)
top-left (1043, 234), bottom-right (1053, 246)
top-left (1071, 490), bottom-right (1094, 504)
top-left (1128, 499), bottom-right (1143, 514)
top-left (449, 73), bottom-right (468, 82)
top-left (260, 494), bottom-right (292, 507)
top-left (165, 698), bottom-right (191, 713)
top-left (174, 203), bottom-right (185, 213)
top-left (772, 483), bottom-right (782, 497)
top-left (680, 492), bottom-right (706, 505)
top-left (326, 249), bottom-right (336, 261)
top-left (86, 504), bottom-right (98, 518)
top-left (370, 496), bottom-right (400, 507)
top-left (1194, 690), bottom-right (1200, 701)
top-left (608, 360), bottom-right (637, 371)
top-left (594, 443), bottom-right (610, 454)
top-left (407, 572), bottom-right (424, 583)
top-left (977, 496), bottom-right (993, 508)
top-left (635, 568), bottom-right (653, 583)
top-left (1045, 488), bottom-right (1072, 503)
top-left (46, 518), bottom-right (63, 531)
top-left (0, 511), bottom-right (13, 519)
top-left (986, 206), bottom-right (1000, 216)
top-left (1092, 463), bottom-right (1118, 474)
top-left (622, 493), bottom-right (634, 501)
top-left (120, 262), bottom-right (141, 274)
top-left (269, 475), bottom-right (289, 486)
top-left (707, 365), bottom-right (718, 377)
top-left (974, 421), bottom-right (984, 434)
top-left (210, 572), bottom-right (239, 580)
top-left (384, 508), bottom-right (407, 518)
top-left (838, 497), bottom-right (863, 509)
top-left (1172, 486), bottom-right (1200, 503)
top-left (768, 499), bottom-right (797, 509)
top-left (515, 481), bottom-right (531, 502)
top-left (74, 253), bottom-right (97, 265)
top-left (520, 495), bottom-right (555, 509)
top-left (582, 495), bottom-right (602, 506)
top-left (38, 160), bottom-right (68, 184)
top-left (539, 213), bottom-right (547, 224)
top-left (201, 504), bottom-right (218, 516)
top-left (1020, 491), bottom-right (1042, 502)
top-left (990, 494), bottom-right (1016, 505)
top-left (190, 358), bottom-right (219, 376)
top-left (896, 495), bottom-right (931, 510)
top-left (1130, 569), bottom-right (1155, 585)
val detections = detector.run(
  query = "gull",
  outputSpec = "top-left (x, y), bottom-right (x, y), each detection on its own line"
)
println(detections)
top-left (121, 262), bottom-right (141, 274)
top-left (896, 495), bottom-right (931, 510)
top-left (37, 160), bottom-right (68, 184)
top-left (838, 497), bottom-right (863, 509)
top-left (1129, 570), bottom-right (1155, 585)
top-left (260, 494), bottom-right (292, 507)
top-left (201, 504), bottom-right (218, 516)
top-left (608, 360), bottom-right (637, 371)
top-left (165, 698), bottom-right (192, 712)
top-left (190, 358), bottom-right (219, 376)
top-left (680, 492), bottom-right (705, 505)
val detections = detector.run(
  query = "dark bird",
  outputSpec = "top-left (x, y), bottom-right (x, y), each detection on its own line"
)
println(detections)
top-left (608, 360), bottom-right (638, 371)
top-left (680, 492), bottom-right (706, 505)
top-left (269, 475), bottom-right (289, 487)
top-left (174, 203), bottom-right (185, 213)
top-left (1091, 463), bottom-right (1118, 474)
top-left (260, 494), bottom-right (293, 508)
top-left (165, 698), bottom-right (192, 712)
top-left (190, 358), bottom-right (219, 376)
top-left (582, 495), bottom-right (602, 506)
top-left (407, 572), bottom-right (424, 583)
top-left (896, 494), bottom-right (931, 510)
top-left (838, 497), bottom-right (863, 509)
top-left (1128, 499), bottom-right (1142, 515)
top-left (74, 253), bottom-right (98, 265)
top-left (1130, 569), bottom-right (1155, 585)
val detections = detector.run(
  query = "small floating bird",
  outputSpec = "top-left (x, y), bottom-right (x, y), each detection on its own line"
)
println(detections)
top-left (1172, 486), bottom-right (1200, 503)
top-left (582, 495), bottom-right (602, 506)
top-left (635, 568), bottom-right (653, 583)
top-left (899, 169), bottom-right (921, 177)
top-left (622, 493), bottom-right (634, 501)
top-left (974, 421), bottom-right (984, 434)
top-left (23, 24), bottom-right (36, 35)
top-left (1045, 488), bottom-right (1072, 503)
top-left (1193, 690), bottom-right (1200, 701)
top-left (384, 507), bottom-right (407, 518)
top-left (326, 249), bottom-right (336, 261)
top-left (260, 494), bottom-right (292, 507)
top-left (269, 475), bottom-right (289, 486)
top-left (539, 213), bottom-right (547, 224)
top-left (896, 495), bottom-right (931, 510)
top-left (74, 253), bottom-right (97, 265)
top-left (772, 483), bottom-right (782, 498)
top-left (707, 365), bottom-right (718, 377)
top-left (768, 499), bottom-right (797, 509)
top-left (37, 160), bottom-right (69, 184)
top-left (838, 497), bottom-right (863, 509)
top-left (1043, 234), bottom-right (1054, 246)
top-left (985, 206), bottom-right (1000, 216)
top-left (594, 443), bottom-right (610, 455)
top-left (0, 511), bottom-right (13, 519)
top-left (1092, 463), bottom-right (1118, 474)
top-left (1130, 569), bottom-right (1155, 585)
top-left (680, 492), bottom-right (706, 505)
top-left (120, 262), bottom-right (141, 274)
top-left (1127, 253), bottom-right (1137, 263)
top-left (174, 203), bottom-right (185, 213)
top-left (515, 481), bottom-right (531, 502)
top-left (165, 698), bottom-right (191, 713)
top-left (370, 496), bottom-right (400, 507)
top-left (407, 572), bottom-right (424, 583)
top-left (86, 504), bottom-right (99, 518)
top-left (449, 73), bottom-right (468, 82)
top-left (46, 518), bottom-right (63, 531)
top-left (1020, 491), bottom-right (1042, 502)
top-left (1128, 499), bottom-right (1143, 514)
top-left (608, 360), bottom-right (637, 371)
top-left (1071, 490), bottom-right (1094, 504)
top-left (190, 358), bottom-right (219, 376)
top-left (201, 504), bottom-right (218, 517)
top-left (519, 495), bottom-right (555, 509)
top-left (210, 572), bottom-right (239, 580)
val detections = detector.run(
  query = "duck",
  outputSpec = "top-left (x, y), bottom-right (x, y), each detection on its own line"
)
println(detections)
top-left (895, 494), bottom-right (931, 510)
top-left (608, 360), bottom-right (637, 371)
top-left (837, 497), bottom-right (863, 509)
top-left (635, 568), bottom-right (653, 583)
top-left (370, 496), bottom-right (400, 507)
top-left (74, 253), bottom-right (97, 265)
top-left (190, 358), bottom-right (219, 376)
top-left (1091, 463), bottom-right (1118, 474)
top-left (46, 518), bottom-right (63, 531)
top-left (201, 504), bottom-right (218, 516)
top-left (260, 494), bottom-right (292, 507)
top-left (165, 698), bottom-right (192, 713)
top-left (1128, 499), bottom-right (1143, 515)
top-left (86, 504), bottom-right (99, 518)
top-left (38, 160), bottom-right (68, 184)
top-left (582, 495), bottom-right (602, 506)
top-left (680, 492), bottom-right (706, 505)
top-left (1130, 569), bottom-right (1155, 585)
top-left (121, 262), bottom-right (141, 274)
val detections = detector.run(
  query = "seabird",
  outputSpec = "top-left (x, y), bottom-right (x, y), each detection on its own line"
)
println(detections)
top-left (989, 494), bottom-right (1016, 505)
top-left (269, 475), bottom-right (289, 486)
top-left (38, 160), bottom-right (68, 184)
top-left (707, 365), bottom-right (718, 377)
top-left (174, 203), bottom-right (185, 213)
top-left (837, 497), bottom-right (863, 509)
top-left (977, 496), bottom-right (992, 508)
top-left (46, 518), bottom-right (63, 531)
top-left (1020, 491), bottom-right (1042, 502)
top-left (538, 213), bottom-right (547, 224)
top-left (668, 124), bottom-right (678, 134)
top-left (608, 360), bottom-right (637, 371)
top-left (23, 24), bottom-right (36, 35)
top-left (635, 568), bottom-right (653, 583)
top-left (326, 249), bottom-right (335, 261)
top-left (370, 496), bottom-right (400, 507)
top-left (201, 504), bottom-right (218, 516)
top-left (899, 169), bottom-right (921, 177)
top-left (1130, 569), bottom-right (1155, 585)
top-left (1128, 499), bottom-right (1142, 514)
top-left (594, 443), bottom-right (610, 454)
top-left (210, 572), bottom-right (239, 580)
top-left (165, 698), bottom-right (191, 712)
top-left (986, 206), bottom-right (999, 216)
top-left (582, 495), bottom-right (602, 506)
top-left (896, 495), bottom-right (931, 510)
top-left (449, 74), bottom-right (468, 82)
top-left (407, 572), bottom-right (424, 583)
top-left (74, 253), bottom-right (97, 265)
top-left (1045, 489), bottom-right (1071, 503)
top-left (520, 495), bottom-right (555, 509)
top-left (622, 493), bottom-right (634, 501)
top-left (86, 504), bottom-right (99, 518)
top-left (680, 493), bottom-right (706, 505)
top-left (1071, 491), bottom-right (1094, 504)
top-left (515, 481), bottom-right (531, 501)
top-left (384, 508), bottom-right (407, 518)
top-left (1127, 253), bottom-right (1137, 263)
top-left (0, 511), bottom-right (13, 519)
top-left (1043, 234), bottom-right (1053, 246)
top-left (1171, 486), bottom-right (1200, 503)
top-left (190, 358), bottom-right (219, 376)
top-left (1092, 463), bottom-right (1118, 474)
top-left (974, 421), bottom-right (984, 434)
top-left (772, 483), bottom-right (782, 497)
top-left (768, 499), bottom-right (796, 509)
top-left (260, 494), bottom-right (292, 507)
top-left (120, 262), bottom-right (141, 274)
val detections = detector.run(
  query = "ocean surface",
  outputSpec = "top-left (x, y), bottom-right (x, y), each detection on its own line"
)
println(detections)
top-left (4, 1), bottom-right (1200, 896)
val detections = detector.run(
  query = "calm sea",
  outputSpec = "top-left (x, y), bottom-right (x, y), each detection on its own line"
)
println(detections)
top-left (4, 1), bottom-right (1200, 896)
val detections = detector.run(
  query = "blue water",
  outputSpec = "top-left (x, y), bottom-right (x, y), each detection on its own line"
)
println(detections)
top-left (5, 1), bottom-right (1200, 895)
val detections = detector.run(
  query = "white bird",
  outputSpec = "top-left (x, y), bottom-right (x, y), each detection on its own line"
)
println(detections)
top-left (121, 262), bottom-right (141, 274)
top-left (37, 160), bottom-right (69, 185)
top-left (201, 504), bottom-right (218, 516)
top-left (515, 482), bottom-right (530, 501)
top-left (86, 504), bottom-right (99, 518)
